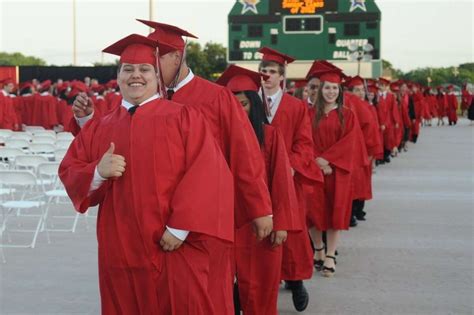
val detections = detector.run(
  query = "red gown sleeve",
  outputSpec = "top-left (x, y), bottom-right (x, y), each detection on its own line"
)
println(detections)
top-left (265, 126), bottom-right (301, 232)
top-left (164, 107), bottom-right (234, 242)
top-left (288, 101), bottom-right (323, 185)
top-left (59, 119), bottom-right (110, 212)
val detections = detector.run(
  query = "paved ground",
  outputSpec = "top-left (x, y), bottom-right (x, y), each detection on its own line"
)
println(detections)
top-left (1, 118), bottom-right (473, 315)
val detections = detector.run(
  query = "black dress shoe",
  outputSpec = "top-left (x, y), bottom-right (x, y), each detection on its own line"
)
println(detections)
top-left (350, 216), bottom-right (358, 227)
top-left (355, 210), bottom-right (366, 221)
top-left (289, 281), bottom-right (309, 312)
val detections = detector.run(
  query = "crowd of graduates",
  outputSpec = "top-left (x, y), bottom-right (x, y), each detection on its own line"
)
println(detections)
top-left (0, 19), bottom-right (473, 315)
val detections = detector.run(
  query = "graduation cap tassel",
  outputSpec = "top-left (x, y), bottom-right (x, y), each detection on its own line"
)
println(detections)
top-left (170, 38), bottom-right (188, 90)
top-left (155, 47), bottom-right (167, 99)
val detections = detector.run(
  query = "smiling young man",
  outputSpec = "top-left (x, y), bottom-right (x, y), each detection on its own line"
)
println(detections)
top-left (70, 20), bottom-right (273, 315)
top-left (258, 47), bottom-right (323, 312)
top-left (59, 34), bottom-right (234, 314)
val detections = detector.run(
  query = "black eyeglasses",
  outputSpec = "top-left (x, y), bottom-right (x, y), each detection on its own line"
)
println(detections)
top-left (308, 84), bottom-right (319, 90)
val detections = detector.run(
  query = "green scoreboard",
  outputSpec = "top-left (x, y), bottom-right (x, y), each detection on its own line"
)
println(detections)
top-left (228, 0), bottom-right (382, 78)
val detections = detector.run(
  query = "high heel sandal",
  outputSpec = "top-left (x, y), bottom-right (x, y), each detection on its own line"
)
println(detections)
top-left (322, 255), bottom-right (337, 277)
top-left (313, 246), bottom-right (325, 271)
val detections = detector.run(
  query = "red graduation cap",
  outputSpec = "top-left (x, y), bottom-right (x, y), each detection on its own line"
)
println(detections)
top-left (319, 69), bottom-right (345, 84)
top-left (216, 65), bottom-right (268, 92)
top-left (106, 80), bottom-right (118, 90)
top-left (345, 75), bottom-right (365, 88)
top-left (137, 19), bottom-right (198, 51)
top-left (367, 85), bottom-right (378, 94)
top-left (447, 84), bottom-right (454, 90)
top-left (0, 77), bottom-right (14, 86)
top-left (258, 47), bottom-right (295, 66)
top-left (68, 81), bottom-right (89, 99)
top-left (305, 60), bottom-right (341, 80)
top-left (390, 82), bottom-right (400, 92)
top-left (40, 80), bottom-right (52, 91)
top-left (378, 77), bottom-right (391, 86)
top-left (294, 79), bottom-right (308, 89)
top-left (102, 34), bottom-right (175, 65)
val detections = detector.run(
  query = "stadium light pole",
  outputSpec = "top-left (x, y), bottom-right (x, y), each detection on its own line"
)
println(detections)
top-left (73, 0), bottom-right (77, 65)
top-left (149, 0), bottom-right (154, 30)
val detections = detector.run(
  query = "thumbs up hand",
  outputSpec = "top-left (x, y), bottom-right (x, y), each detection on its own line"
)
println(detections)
top-left (97, 143), bottom-right (126, 178)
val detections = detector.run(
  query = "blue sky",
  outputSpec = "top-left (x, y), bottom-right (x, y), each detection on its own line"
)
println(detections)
top-left (0, 0), bottom-right (472, 71)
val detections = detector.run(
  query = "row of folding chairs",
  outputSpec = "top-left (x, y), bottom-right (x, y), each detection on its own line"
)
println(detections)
top-left (0, 166), bottom-right (94, 263)
top-left (0, 147), bottom-right (67, 165)
top-left (0, 129), bottom-right (74, 142)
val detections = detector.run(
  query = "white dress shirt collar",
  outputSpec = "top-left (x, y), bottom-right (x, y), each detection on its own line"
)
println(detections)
top-left (167, 69), bottom-right (194, 93)
top-left (121, 93), bottom-right (160, 111)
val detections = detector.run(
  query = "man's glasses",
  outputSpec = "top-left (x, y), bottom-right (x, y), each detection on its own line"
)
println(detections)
top-left (308, 84), bottom-right (319, 90)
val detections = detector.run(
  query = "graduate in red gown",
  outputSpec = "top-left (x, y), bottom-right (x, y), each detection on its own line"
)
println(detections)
top-left (308, 69), bottom-right (358, 277)
top-left (409, 83), bottom-right (423, 142)
top-left (366, 84), bottom-right (384, 160)
top-left (217, 65), bottom-right (300, 315)
top-left (345, 76), bottom-right (382, 222)
top-left (71, 21), bottom-right (273, 315)
top-left (460, 83), bottom-right (472, 117)
top-left (435, 86), bottom-right (447, 126)
top-left (33, 80), bottom-right (59, 129)
top-left (59, 34), bottom-right (234, 315)
top-left (446, 85), bottom-right (459, 125)
top-left (397, 82), bottom-right (412, 152)
top-left (0, 78), bottom-right (19, 130)
top-left (258, 47), bottom-right (323, 312)
top-left (376, 78), bottom-right (400, 162)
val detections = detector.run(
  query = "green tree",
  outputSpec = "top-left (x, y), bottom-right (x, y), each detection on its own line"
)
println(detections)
top-left (186, 42), bottom-right (228, 80)
top-left (0, 52), bottom-right (47, 66)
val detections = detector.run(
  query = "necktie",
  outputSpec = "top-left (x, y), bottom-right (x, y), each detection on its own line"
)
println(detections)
top-left (167, 89), bottom-right (175, 100)
top-left (128, 105), bottom-right (139, 116)
top-left (267, 97), bottom-right (273, 109)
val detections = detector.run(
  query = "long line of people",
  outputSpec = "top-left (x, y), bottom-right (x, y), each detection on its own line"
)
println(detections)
top-left (0, 21), bottom-right (472, 314)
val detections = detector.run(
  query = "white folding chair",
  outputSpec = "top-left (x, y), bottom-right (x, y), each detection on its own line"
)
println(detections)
top-left (4, 139), bottom-right (30, 150)
top-left (32, 130), bottom-right (56, 138)
top-left (55, 139), bottom-right (72, 150)
top-left (24, 126), bottom-right (45, 133)
top-left (37, 162), bottom-right (81, 235)
top-left (32, 136), bottom-right (56, 145)
top-left (14, 155), bottom-right (49, 173)
top-left (0, 170), bottom-right (46, 262)
top-left (0, 129), bottom-right (13, 139)
top-left (54, 149), bottom-right (68, 162)
top-left (56, 132), bottom-right (74, 141)
top-left (29, 143), bottom-right (56, 160)
top-left (10, 132), bottom-right (33, 142)
top-left (0, 148), bottom-right (24, 166)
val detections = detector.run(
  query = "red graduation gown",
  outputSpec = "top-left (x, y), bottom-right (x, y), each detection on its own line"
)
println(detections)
top-left (0, 93), bottom-right (17, 130)
top-left (171, 75), bottom-right (271, 314)
top-left (311, 107), bottom-right (357, 231)
top-left (235, 125), bottom-right (300, 315)
top-left (32, 93), bottom-right (59, 129)
top-left (377, 92), bottom-right (399, 150)
top-left (59, 100), bottom-right (234, 315)
top-left (436, 94), bottom-right (447, 117)
top-left (367, 104), bottom-right (384, 160)
top-left (270, 93), bottom-right (323, 281)
top-left (446, 93), bottom-right (458, 123)
top-left (411, 92), bottom-right (424, 138)
top-left (344, 93), bottom-right (377, 201)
